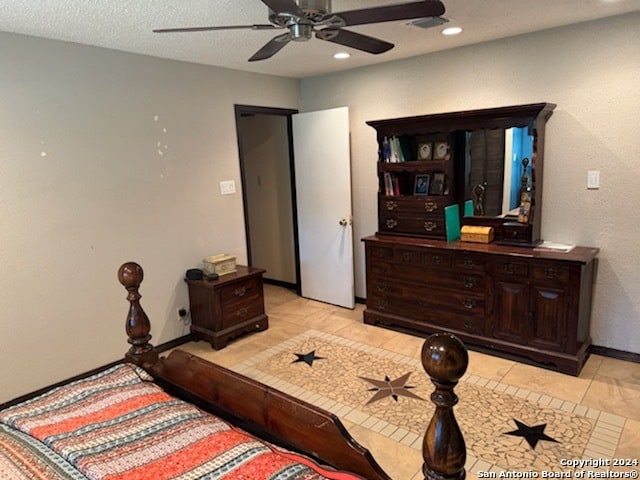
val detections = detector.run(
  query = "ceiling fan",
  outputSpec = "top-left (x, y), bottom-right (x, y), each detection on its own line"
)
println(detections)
top-left (153, 0), bottom-right (446, 61)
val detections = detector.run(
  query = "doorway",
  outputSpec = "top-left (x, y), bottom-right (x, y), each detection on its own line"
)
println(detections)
top-left (235, 105), bottom-right (300, 293)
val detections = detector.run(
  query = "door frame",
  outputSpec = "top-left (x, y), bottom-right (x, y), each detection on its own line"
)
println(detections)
top-left (234, 104), bottom-right (301, 295)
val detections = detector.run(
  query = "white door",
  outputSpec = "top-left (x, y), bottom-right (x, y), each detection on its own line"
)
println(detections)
top-left (292, 107), bottom-right (354, 309)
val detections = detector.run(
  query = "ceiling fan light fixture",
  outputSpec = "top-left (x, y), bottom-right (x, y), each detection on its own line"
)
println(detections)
top-left (442, 26), bottom-right (462, 36)
top-left (333, 52), bottom-right (351, 59)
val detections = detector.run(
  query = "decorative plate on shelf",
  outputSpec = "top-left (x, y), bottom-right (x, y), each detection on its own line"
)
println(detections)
top-left (434, 141), bottom-right (449, 160)
top-left (417, 142), bottom-right (433, 160)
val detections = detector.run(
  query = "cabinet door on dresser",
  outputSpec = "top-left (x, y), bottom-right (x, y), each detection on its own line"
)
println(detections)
top-left (528, 262), bottom-right (572, 352)
top-left (528, 282), bottom-right (568, 351)
top-left (491, 279), bottom-right (531, 344)
top-left (490, 258), bottom-right (569, 352)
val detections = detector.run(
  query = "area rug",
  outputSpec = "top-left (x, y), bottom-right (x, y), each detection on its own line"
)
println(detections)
top-left (231, 330), bottom-right (627, 473)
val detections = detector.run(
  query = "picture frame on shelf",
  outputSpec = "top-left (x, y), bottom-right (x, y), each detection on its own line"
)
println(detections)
top-left (414, 174), bottom-right (430, 195)
top-left (433, 141), bottom-right (450, 161)
top-left (430, 172), bottom-right (445, 195)
top-left (417, 142), bottom-right (433, 161)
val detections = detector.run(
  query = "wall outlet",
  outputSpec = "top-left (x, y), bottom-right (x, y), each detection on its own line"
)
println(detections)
top-left (177, 308), bottom-right (188, 322)
top-left (219, 180), bottom-right (236, 195)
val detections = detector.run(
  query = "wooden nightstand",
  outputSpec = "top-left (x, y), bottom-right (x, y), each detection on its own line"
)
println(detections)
top-left (185, 265), bottom-right (268, 349)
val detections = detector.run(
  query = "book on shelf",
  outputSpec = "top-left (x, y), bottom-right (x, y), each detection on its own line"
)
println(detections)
top-left (381, 136), bottom-right (408, 163)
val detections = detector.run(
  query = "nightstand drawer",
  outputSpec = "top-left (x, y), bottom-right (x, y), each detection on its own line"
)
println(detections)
top-left (219, 277), bottom-right (262, 305)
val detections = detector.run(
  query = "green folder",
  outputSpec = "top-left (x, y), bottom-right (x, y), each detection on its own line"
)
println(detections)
top-left (445, 204), bottom-right (461, 242)
top-left (464, 200), bottom-right (474, 217)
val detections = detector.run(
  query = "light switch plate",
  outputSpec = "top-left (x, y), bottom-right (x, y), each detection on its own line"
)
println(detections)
top-left (219, 180), bottom-right (236, 195)
top-left (587, 170), bottom-right (600, 189)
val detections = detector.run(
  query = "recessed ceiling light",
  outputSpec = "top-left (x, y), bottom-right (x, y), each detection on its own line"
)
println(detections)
top-left (333, 52), bottom-right (351, 59)
top-left (442, 26), bottom-right (462, 36)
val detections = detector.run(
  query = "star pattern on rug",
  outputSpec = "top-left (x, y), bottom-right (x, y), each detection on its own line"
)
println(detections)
top-left (292, 350), bottom-right (325, 367)
top-left (504, 419), bottom-right (559, 449)
top-left (359, 372), bottom-right (426, 405)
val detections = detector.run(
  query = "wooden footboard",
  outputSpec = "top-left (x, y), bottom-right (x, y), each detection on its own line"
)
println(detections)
top-left (119, 261), bottom-right (468, 480)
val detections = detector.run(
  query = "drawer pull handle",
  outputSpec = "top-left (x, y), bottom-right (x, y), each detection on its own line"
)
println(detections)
top-left (234, 287), bottom-right (246, 296)
top-left (372, 248), bottom-right (388, 258)
top-left (402, 252), bottom-right (412, 262)
top-left (424, 221), bottom-right (437, 232)
top-left (236, 307), bottom-right (249, 317)
top-left (545, 268), bottom-right (558, 279)
top-left (424, 201), bottom-right (438, 212)
top-left (503, 263), bottom-right (515, 274)
top-left (462, 299), bottom-right (476, 309)
top-left (463, 277), bottom-right (476, 288)
top-left (385, 200), bottom-right (398, 211)
top-left (464, 320), bottom-right (475, 330)
top-left (386, 219), bottom-right (398, 229)
top-left (377, 284), bottom-right (388, 292)
top-left (376, 299), bottom-right (388, 309)
top-left (463, 258), bottom-right (475, 268)
top-left (432, 255), bottom-right (442, 265)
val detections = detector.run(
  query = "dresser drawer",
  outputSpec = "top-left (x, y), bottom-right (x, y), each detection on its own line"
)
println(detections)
top-left (367, 244), bottom-right (393, 260)
top-left (379, 196), bottom-right (448, 215)
top-left (490, 257), bottom-right (530, 278)
top-left (532, 263), bottom-right (571, 283)
top-left (379, 213), bottom-right (445, 237)
top-left (415, 289), bottom-right (486, 317)
top-left (430, 310), bottom-right (486, 335)
top-left (452, 254), bottom-right (486, 273)
top-left (367, 293), bottom-right (486, 335)
top-left (423, 251), bottom-right (452, 268)
top-left (393, 264), bottom-right (485, 294)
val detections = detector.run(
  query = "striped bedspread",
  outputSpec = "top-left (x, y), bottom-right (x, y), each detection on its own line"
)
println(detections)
top-left (0, 364), bottom-right (360, 480)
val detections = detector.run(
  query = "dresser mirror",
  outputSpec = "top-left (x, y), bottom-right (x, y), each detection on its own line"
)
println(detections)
top-left (463, 126), bottom-right (534, 218)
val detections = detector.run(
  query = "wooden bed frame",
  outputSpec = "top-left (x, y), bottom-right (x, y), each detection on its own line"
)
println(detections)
top-left (120, 261), bottom-right (469, 480)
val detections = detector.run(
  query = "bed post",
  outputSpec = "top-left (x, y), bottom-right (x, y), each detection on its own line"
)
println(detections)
top-left (118, 262), bottom-right (158, 366)
top-left (421, 332), bottom-right (468, 480)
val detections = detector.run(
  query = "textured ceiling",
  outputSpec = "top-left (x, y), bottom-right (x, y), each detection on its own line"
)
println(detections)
top-left (1, 0), bottom-right (639, 78)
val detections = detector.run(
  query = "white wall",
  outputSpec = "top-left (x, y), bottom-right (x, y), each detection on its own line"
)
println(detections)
top-left (240, 115), bottom-right (296, 283)
top-left (0, 32), bottom-right (299, 403)
top-left (299, 13), bottom-right (640, 354)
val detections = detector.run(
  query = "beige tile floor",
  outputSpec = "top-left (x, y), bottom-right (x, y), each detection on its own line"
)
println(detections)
top-left (176, 285), bottom-right (640, 480)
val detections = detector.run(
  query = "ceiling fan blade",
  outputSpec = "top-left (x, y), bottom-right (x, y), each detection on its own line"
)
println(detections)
top-left (260, 0), bottom-right (304, 16)
top-left (153, 24), bottom-right (277, 33)
top-left (334, 1), bottom-right (446, 27)
top-left (316, 29), bottom-right (394, 55)
top-left (249, 32), bottom-right (292, 61)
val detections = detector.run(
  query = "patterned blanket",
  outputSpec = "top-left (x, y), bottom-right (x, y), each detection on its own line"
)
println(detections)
top-left (0, 364), bottom-right (360, 480)
top-left (0, 423), bottom-right (87, 480)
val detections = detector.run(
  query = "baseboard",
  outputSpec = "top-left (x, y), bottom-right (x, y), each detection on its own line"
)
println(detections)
top-left (590, 344), bottom-right (640, 364)
top-left (263, 278), bottom-right (297, 290)
top-left (355, 296), bottom-right (366, 305)
top-left (156, 334), bottom-right (194, 353)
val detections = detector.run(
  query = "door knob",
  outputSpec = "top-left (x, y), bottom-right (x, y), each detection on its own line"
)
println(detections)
top-left (339, 219), bottom-right (348, 226)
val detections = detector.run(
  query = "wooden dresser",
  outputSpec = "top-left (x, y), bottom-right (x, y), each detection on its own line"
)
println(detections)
top-left (363, 235), bottom-right (598, 375)
top-left (185, 266), bottom-right (268, 349)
